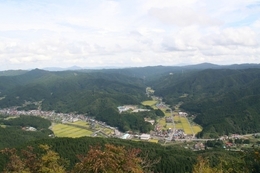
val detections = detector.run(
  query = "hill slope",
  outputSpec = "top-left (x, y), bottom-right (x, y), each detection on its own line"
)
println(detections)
top-left (151, 68), bottom-right (260, 137)
top-left (0, 69), bottom-right (151, 132)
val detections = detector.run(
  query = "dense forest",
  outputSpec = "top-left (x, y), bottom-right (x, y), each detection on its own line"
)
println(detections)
top-left (1, 137), bottom-right (259, 173)
top-left (0, 116), bottom-right (53, 149)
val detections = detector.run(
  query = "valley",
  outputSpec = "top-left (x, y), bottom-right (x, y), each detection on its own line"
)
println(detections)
top-left (1, 64), bottom-right (260, 172)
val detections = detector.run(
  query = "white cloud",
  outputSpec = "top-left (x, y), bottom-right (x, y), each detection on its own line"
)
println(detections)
top-left (0, 0), bottom-right (259, 70)
top-left (148, 7), bottom-right (221, 27)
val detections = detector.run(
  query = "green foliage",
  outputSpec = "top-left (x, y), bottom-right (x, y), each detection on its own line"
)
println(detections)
top-left (0, 137), bottom-right (197, 173)
top-left (1, 137), bottom-right (259, 173)
top-left (1, 145), bottom-right (67, 173)
top-left (151, 68), bottom-right (260, 137)
top-left (0, 70), bottom-right (150, 132)
top-left (0, 126), bottom-right (52, 150)
top-left (17, 104), bottom-right (38, 111)
top-left (0, 116), bottom-right (52, 150)
top-left (155, 109), bottom-right (164, 117)
top-left (3, 116), bottom-right (51, 130)
top-left (72, 144), bottom-right (143, 173)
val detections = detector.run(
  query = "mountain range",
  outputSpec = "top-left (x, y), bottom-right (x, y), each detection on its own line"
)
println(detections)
top-left (1, 63), bottom-right (260, 137)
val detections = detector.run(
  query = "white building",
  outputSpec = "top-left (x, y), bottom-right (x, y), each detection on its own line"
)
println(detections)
top-left (140, 134), bottom-right (151, 140)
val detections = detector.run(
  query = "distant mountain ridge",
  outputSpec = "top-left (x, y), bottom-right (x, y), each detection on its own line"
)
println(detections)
top-left (1, 63), bottom-right (260, 77)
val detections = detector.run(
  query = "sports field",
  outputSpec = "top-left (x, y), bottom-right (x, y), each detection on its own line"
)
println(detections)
top-left (52, 121), bottom-right (93, 138)
top-left (141, 100), bottom-right (157, 107)
top-left (52, 120), bottom-right (115, 138)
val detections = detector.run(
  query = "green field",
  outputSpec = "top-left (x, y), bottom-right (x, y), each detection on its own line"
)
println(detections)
top-left (149, 139), bottom-right (158, 143)
top-left (159, 114), bottom-right (202, 135)
top-left (180, 117), bottom-right (193, 135)
top-left (173, 116), bottom-right (183, 129)
top-left (52, 121), bottom-right (93, 138)
top-left (141, 100), bottom-right (157, 106)
top-left (52, 120), bottom-right (115, 138)
top-left (192, 125), bottom-right (202, 134)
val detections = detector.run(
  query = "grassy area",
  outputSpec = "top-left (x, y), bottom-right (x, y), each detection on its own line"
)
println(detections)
top-left (166, 123), bottom-right (174, 129)
top-left (103, 128), bottom-right (114, 135)
top-left (52, 120), bottom-right (115, 137)
top-left (180, 117), bottom-right (193, 135)
top-left (158, 109), bottom-right (203, 135)
top-left (141, 100), bottom-right (157, 106)
top-left (174, 116), bottom-right (183, 129)
top-left (149, 139), bottom-right (158, 143)
top-left (52, 121), bottom-right (93, 138)
top-left (4, 116), bottom-right (17, 120)
top-left (192, 125), bottom-right (202, 134)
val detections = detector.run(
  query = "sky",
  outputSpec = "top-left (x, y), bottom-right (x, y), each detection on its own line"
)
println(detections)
top-left (0, 0), bottom-right (260, 70)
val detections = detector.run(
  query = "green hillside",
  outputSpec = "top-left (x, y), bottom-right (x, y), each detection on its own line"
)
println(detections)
top-left (151, 68), bottom-right (260, 137)
top-left (0, 69), bottom-right (151, 132)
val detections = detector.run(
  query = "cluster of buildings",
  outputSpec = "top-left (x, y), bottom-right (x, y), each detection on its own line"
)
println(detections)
top-left (119, 133), bottom-right (151, 140)
top-left (0, 107), bottom-right (86, 123)
top-left (117, 105), bottom-right (150, 113)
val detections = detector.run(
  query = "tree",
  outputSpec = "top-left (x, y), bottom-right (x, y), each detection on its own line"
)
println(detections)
top-left (72, 144), bottom-right (144, 173)
top-left (1, 145), bottom-right (67, 173)
top-left (2, 143), bottom-right (159, 173)
top-left (192, 156), bottom-right (220, 173)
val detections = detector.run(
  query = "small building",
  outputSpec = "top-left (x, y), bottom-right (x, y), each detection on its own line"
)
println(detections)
top-left (179, 112), bottom-right (188, 116)
top-left (26, 126), bottom-right (37, 131)
top-left (140, 134), bottom-right (151, 140)
top-left (165, 117), bottom-right (173, 123)
top-left (121, 133), bottom-right (131, 139)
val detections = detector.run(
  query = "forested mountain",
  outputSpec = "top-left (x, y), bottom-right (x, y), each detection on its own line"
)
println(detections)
top-left (79, 63), bottom-right (260, 79)
top-left (0, 70), bottom-right (27, 77)
top-left (0, 69), bottom-right (152, 132)
top-left (1, 64), bottom-right (260, 136)
top-left (151, 68), bottom-right (260, 137)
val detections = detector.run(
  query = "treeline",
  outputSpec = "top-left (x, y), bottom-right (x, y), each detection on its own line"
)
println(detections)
top-left (1, 137), bottom-right (260, 172)
top-left (93, 107), bottom-right (163, 133)
top-left (0, 116), bottom-right (52, 149)
top-left (1, 115), bottom-right (51, 129)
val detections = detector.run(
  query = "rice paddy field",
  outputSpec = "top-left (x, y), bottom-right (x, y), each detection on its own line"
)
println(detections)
top-left (192, 125), bottom-right (202, 134)
top-left (173, 116), bottom-right (183, 129)
top-left (180, 117), bottom-right (193, 135)
top-left (158, 114), bottom-right (202, 135)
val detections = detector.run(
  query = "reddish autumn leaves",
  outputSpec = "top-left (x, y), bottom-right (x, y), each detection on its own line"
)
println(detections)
top-left (1, 144), bottom-right (148, 173)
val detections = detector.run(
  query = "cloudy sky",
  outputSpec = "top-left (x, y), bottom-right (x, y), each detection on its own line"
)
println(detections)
top-left (0, 0), bottom-right (260, 70)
